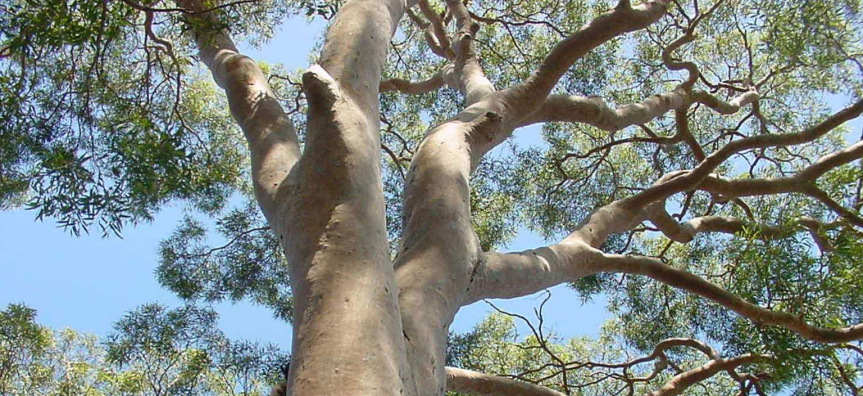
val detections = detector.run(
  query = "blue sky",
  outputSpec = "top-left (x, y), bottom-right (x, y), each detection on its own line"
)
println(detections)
top-left (0, 14), bottom-right (609, 351)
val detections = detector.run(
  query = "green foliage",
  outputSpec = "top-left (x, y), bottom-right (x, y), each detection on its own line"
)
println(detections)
top-left (0, 303), bottom-right (53, 395)
top-left (208, 339), bottom-right (288, 395)
top-left (104, 303), bottom-right (289, 395)
top-left (0, 304), bottom-right (289, 396)
top-left (0, 0), bottom-right (321, 235)
top-left (157, 199), bottom-right (293, 322)
top-left (104, 304), bottom-right (225, 395)
top-left (447, 310), bottom-right (857, 396)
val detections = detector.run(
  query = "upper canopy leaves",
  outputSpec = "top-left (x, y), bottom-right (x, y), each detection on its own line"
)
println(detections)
top-left (0, 0), bottom-right (312, 235)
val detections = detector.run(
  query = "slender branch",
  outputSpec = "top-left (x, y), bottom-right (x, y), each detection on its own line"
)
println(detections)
top-left (674, 108), bottom-right (706, 160)
top-left (692, 139), bottom-right (863, 227)
top-left (803, 186), bottom-right (863, 228)
top-left (177, 227), bottom-right (270, 260)
top-left (122, 0), bottom-right (260, 14)
top-left (622, 98), bottom-right (863, 211)
top-left (660, 0), bottom-right (725, 89)
top-left (469, 11), bottom-right (568, 37)
top-left (143, 11), bottom-right (175, 58)
top-left (382, 143), bottom-right (407, 181)
top-left (646, 206), bottom-right (837, 251)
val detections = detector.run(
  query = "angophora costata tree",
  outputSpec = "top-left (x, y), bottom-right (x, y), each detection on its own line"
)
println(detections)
top-left (2, 0), bottom-right (863, 394)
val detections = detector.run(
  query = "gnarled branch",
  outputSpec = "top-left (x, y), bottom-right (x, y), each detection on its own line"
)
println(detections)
top-left (517, 87), bottom-right (758, 131)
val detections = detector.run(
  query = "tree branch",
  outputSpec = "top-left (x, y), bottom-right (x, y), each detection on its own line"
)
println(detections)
top-left (659, 0), bottom-right (725, 89)
top-left (692, 139), bottom-right (863, 227)
top-left (444, 0), bottom-right (495, 105)
top-left (122, 0), bottom-right (260, 14)
top-left (445, 367), bottom-right (567, 396)
top-left (647, 353), bottom-right (770, 396)
top-left (645, 206), bottom-right (836, 251)
top-left (468, 241), bottom-right (601, 302)
top-left (175, 0), bottom-right (300, 226)
top-left (467, 105), bottom-right (863, 301)
top-left (517, 87), bottom-right (758, 131)
top-left (623, 98), bottom-right (863, 210)
top-left (406, 5), bottom-right (448, 59)
top-left (506, 0), bottom-right (667, 121)
top-left (380, 71), bottom-right (445, 94)
top-left (418, 0), bottom-right (455, 60)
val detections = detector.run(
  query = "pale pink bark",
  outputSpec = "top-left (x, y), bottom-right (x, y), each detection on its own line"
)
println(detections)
top-left (647, 354), bottom-right (769, 396)
top-left (381, 72), bottom-right (445, 94)
top-left (279, 0), bottom-right (420, 392)
top-left (176, 0), bottom-right (300, 225)
top-left (517, 88), bottom-right (759, 131)
top-left (445, 367), bottom-right (567, 396)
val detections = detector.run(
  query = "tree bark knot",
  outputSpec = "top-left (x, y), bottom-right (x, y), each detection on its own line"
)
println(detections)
top-left (302, 64), bottom-right (341, 109)
top-left (469, 111), bottom-right (503, 143)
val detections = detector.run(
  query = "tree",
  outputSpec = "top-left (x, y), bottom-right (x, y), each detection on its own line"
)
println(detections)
top-left (2, 0), bottom-right (863, 394)
top-left (104, 303), bottom-right (289, 396)
top-left (0, 304), bottom-right (54, 395)
top-left (0, 303), bottom-right (288, 396)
